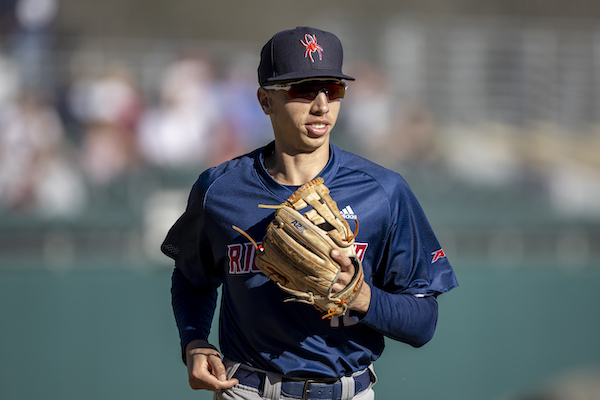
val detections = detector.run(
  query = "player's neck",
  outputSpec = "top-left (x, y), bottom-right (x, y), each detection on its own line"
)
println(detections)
top-left (265, 145), bottom-right (329, 186)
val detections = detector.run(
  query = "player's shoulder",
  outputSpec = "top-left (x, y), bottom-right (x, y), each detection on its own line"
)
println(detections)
top-left (206, 148), bottom-right (259, 179)
top-left (190, 148), bottom-right (261, 200)
top-left (333, 145), bottom-right (411, 193)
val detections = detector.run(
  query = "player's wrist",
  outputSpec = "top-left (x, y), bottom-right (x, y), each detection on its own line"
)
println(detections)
top-left (185, 340), bottom-right (221, 360)
top-left (349, 282), bottom-right (371, 314)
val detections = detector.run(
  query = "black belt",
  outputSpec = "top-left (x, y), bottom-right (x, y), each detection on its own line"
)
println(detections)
top-left (232, 367), bottom-right (372, 400)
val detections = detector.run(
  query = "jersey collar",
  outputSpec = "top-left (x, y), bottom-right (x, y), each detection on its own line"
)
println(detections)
top-left (254, 141), bottom-right (340, 201)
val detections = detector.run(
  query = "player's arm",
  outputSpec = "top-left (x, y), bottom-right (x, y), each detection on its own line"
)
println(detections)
top-left (360, 286), bottom-right (439, 347)
top-left (333, 182), bottom-right (457, 347)
top-left (164, 174), bottom-right (224, 360)
top-left (172, 269), bottom-right (238, 390)
top-left (331, 249), bottom-right (438, 347)
top-left (171, 267), bottom-right (217, 360)
top-left (164, 172), bottom-right (240, 390)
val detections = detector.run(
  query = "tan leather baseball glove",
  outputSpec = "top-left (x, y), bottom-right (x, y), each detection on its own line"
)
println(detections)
top-left (236, 177), bottom-right (364, 319)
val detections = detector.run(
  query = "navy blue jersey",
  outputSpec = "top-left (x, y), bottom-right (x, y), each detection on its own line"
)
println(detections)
top-left (162, 142), bottom-right (458, 378)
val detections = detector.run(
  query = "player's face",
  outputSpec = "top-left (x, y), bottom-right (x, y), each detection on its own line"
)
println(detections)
top-left (258, 81), bottom-right (342, 153)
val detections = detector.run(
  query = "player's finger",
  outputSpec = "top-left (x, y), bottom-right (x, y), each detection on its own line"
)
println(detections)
top-left (191, 377), bottom-right (238, 391)
top-left (189, 358), bottom-right (238, 391)
top-left (208, 354), bottom-right (231, 382)
top-left (330, 249), bottom-right (352, 272)
top-left (187, 352), bottom-right (238, 391)
top-left (190, 373), bottom-right (237, 391)
top-left (330, 250), bottom-right (354, 291)
top-left (331, 250), bottom-right (354, 286)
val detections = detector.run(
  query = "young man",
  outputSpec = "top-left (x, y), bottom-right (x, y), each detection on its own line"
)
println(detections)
top-left (162, 26), bottom-right (458, 400)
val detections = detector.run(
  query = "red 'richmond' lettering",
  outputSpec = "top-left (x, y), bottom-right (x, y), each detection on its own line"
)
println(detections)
top-left (227, 244), bottom-right (243, 274)
top-left (228, 242), bottom-right (368, 275)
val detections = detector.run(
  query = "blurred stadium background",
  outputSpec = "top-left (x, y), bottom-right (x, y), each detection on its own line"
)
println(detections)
top-left (1, 1), bottom-right (600, 399)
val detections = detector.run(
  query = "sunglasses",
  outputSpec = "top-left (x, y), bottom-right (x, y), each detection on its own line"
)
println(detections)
top-left (263, 80), bottom-right (348, 101)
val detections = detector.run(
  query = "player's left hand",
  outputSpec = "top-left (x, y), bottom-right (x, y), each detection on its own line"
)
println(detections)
top-left (185, 340), bottom-right (238, 391)
top-left (330, 249), bottom-right (371, 315)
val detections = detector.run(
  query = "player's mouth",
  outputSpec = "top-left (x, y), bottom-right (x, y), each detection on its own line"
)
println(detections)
top-left (306, 122), bottom-right (329, 136)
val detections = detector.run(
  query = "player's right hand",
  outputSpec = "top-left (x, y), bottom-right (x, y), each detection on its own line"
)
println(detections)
top-left (185, 339), bottom-right (239, 391)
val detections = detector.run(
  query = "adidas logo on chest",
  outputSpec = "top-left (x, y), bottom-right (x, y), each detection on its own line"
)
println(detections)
top-left (340, 205), bottom-right (357, 220)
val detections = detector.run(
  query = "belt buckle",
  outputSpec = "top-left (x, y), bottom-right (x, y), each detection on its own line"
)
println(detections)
top-left (301, 379), bottom-right (317, 400)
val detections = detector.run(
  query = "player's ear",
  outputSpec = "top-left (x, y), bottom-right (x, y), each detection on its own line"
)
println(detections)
top-left (257, 88), bottom-right (272, 115)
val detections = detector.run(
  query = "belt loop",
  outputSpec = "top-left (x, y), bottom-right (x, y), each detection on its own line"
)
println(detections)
top-left (340, 376), bottom-right (355, 400)
top-left (263, 371), bottom-right (282, 400)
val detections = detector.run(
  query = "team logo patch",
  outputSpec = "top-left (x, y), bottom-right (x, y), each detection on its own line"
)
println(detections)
top-left (301, 34), bottom-right (323, 62)
top-left (431, 249), bottom-right (446, 263)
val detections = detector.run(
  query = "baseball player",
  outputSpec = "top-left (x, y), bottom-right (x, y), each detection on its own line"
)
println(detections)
top-left (162, 26), bottom-right (458, 400)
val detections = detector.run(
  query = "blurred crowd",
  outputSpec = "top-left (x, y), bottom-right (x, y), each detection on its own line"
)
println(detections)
top-left (0, 0), bottom-right (286, 218)
top-left (0, 1), bottom-right (441, 220)
top-left (2, 1), bottom-right (600, 222)
top-left (0, 52), bottom-right (282, 217)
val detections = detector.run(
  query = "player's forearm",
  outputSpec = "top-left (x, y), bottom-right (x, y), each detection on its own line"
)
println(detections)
top-left (360, 287), bottom-right (438, 347)
top-left (171, 268), bottom-right (218, 358)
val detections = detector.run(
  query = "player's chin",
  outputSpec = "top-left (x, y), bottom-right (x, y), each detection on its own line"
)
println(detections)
top-left (297, 134), bottom-right (329, 152)
top-left (303, 128), bottom-right (331, 143)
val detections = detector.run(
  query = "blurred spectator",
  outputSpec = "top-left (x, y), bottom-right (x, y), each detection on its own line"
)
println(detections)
top-left (340, 62), bottom-right (439, 169)
top-left (380, 101), bottom-right (438, 168)
top-left (137, 52), bottom-right (219, 169)
top-left (0, 91), bottom-right (86, 217)
top-left (0, 0), bottom-right (18, 36)
top-left (339, 62), bottom-right (395, 159)
top-left (67, 62), bottom-right (143, 186)
top-left (10, 0), bottom-right (58, 92)
top-left (0, 52), bottom-right (21, 110)
top-left (78, 121), bottom-right (138, 186)
top-left (211, 59), bottom-right (273, 162)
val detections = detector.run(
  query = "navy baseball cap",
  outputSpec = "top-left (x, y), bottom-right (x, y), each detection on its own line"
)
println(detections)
top-left (258, 26), bottom-right (355, 86)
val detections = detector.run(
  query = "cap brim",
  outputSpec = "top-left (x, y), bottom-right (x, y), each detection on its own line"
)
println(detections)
top-left (262, 69), bottom-right (355, 86)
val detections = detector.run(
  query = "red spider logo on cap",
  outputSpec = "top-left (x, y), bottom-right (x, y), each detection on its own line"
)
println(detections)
top-left (300, 34), bottom-right (323, 62)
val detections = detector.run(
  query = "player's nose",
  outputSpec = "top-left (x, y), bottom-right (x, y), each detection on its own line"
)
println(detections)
top-left (311, 92), bottom-right (330, 115)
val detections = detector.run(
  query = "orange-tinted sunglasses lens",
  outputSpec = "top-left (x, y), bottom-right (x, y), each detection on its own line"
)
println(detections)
top-left (286, 82), bottom-right (347, 101)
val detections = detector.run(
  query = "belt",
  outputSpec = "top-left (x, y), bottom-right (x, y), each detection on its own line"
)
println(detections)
top-left (232, 367), bottom-right (372, 400)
